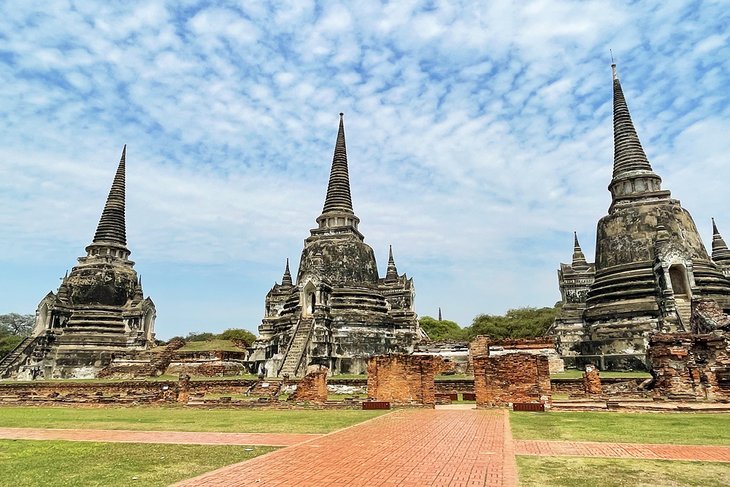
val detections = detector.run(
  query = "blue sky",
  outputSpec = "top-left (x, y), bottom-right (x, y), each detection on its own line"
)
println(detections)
top-left (1, 1), bottom-right (728, 339)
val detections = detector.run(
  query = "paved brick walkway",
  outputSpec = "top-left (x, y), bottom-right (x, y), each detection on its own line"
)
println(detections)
top-left (174, 409), bottom-right (518, 487)
top-left (515, 440), bottom-right (730, 462)
top-left (0, 427), bottom-right (319, 446)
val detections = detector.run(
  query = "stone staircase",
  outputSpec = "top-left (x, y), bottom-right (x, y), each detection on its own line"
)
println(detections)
top-left (278, 317), bottom-right (314, 378)
top-left (0, 337), bottom-right (37, 378)
top-left (675, 297), bottom-right (691, 330)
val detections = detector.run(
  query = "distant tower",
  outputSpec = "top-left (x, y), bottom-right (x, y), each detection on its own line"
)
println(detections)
top-left (251, 114), bottom-right (419, 377)
top-left (1, 147), bottom-right (156, 380)
top-left (711, 219), bottom-right (730, 277)
top-left (552, 64), bottom-right (730, 369)
top-left (438, 307), bottom-right (442, 321)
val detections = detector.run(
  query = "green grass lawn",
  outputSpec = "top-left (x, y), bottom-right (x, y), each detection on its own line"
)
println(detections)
top-left (510, 411), bottom-right (730, 445)
top-left (0, 407), bottom-right (386, 433)
top-left (0, 440), bottom-right (274, 487)
top-left (550, 370), bottom-right (651, 379)
top-left (517, 457), bottom-right (730, 487)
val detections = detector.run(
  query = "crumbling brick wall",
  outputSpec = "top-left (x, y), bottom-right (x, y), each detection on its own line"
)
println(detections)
top-left (583, 364), bottom-right (602, 394)
top-left (288, 366), bottom-right (328, 403)
top-left (648, 332), bottom-right (730, 400)
top-left (692, 299), bottom-right (730, 333)
top-left (367, 355), bottom-right (437, 406)
top-left (473, 353), bottom-right (551, 408)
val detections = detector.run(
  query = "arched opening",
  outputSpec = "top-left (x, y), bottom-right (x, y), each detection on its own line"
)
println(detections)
top-left (669, 264), bottom-right (690, 296)
top-left (302, 282), bottom-right (317, 317)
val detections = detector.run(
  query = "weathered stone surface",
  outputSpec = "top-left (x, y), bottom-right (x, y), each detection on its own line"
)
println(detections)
top-left (551, 65), bottom-right (730, 368)
top-left (473, 353), bottom-right (551, 408)
top-left (250, 115), bottom-right (419, 378)
top-left (366, 354), bottom-right (437, 406)
top-left (2, 148), bottom-right (156, 380)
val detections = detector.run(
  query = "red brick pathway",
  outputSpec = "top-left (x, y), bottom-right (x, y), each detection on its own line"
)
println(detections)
top-left (515, 440), bottom-right (730, 462)
top-left (173, 409), bottom-right (518, 487)
top-left (0, 427), bottom-right (318, 446)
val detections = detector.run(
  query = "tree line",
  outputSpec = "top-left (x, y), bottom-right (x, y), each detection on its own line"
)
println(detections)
top-left (419, 305), bottom-right (560, 342)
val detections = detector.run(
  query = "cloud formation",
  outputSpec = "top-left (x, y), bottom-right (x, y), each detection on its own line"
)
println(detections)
top-left (1, 1), bottom-right (728, 336)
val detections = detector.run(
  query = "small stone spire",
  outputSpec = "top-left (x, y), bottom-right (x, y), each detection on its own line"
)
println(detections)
top-left (282, 258), bottom-right (293, 287)
top-left (572, 232), bottom-right (590, 271)
top-left (711, 218), bottom-right (730, 265)
top-left (92, 145), bottom-right (128, 247)
top-left (322, 113), bottom-right (353, 215)
top-left (608, 63), bottom-right (668, 208)
top-left (385, 245), bottom-right (399, 281)
top-left (438, 307), bottom-right (442, 321)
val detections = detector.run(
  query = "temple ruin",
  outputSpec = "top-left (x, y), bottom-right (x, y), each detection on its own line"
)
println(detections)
top-left (552, 64), bottom-right (730, 369)
top-left (0, 147), bottom-right (156, 379)
top-left (248, 114), bottom-right (420, 377)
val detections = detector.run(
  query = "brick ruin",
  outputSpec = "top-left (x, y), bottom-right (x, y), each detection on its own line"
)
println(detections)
top-left (288, 365), bottom-right (328, 403)
top-left (647, 332), bottom-right (730, 400)
top-left (473, 353), bottom-right (551, 408)
top-left (583, 364), bottom-right (602, 394)
top-left (367, 355), bottom-right (438, 407)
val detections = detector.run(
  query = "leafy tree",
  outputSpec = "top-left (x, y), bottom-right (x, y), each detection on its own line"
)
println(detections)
top-left (218, 328), bottom-right (257, 346)
top-left (185, 332), bottom-right (216, 342)
top-left (463, 305), bottom-right (560, 340)
top-left (0, 313), bottom-right (34, 336)
top-left (418, 316), bottom-right (466, 341)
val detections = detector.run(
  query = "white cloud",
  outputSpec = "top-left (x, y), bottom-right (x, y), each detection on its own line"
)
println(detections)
top-left (0, 0), bottom-right (728, 336)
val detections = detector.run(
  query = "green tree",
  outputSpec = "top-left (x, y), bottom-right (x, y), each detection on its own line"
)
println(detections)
top-left (418, 316), bottom-right (466, 341)
top-left (464, 305), bottom-right (560, 340)
top-left (0, 313), bottom-right (34, 336)
top-left (218, 329), bottom-right (257, 346)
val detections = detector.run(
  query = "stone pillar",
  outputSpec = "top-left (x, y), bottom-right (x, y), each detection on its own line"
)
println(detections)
top-left (473, 353), bottom-right (551, 408)
top-left (583, 364), bottom-right (602, 394)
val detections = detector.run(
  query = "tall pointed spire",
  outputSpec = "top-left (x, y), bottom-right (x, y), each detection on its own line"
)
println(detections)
top-left (322, 113), bottom-right (353, 214)
top-left (711, 218), bottom-right (730, 265)
top-left (385, 245), bottom-right (399, 281)
top-left (438, 307), bottom-right (442, 321)
top-left (571, 232), bottom-right (590, 271)
top-left (92, 146), bottom-right (128, 247)
top-left (282, 258), bottom-right (293, 287)
top-left (608, 63), bottom-right (669, 208)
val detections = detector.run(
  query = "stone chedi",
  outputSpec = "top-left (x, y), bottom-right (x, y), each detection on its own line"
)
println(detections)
top-left (0, 147), bottom-right (156, 379)
top-left (552, 65), bottom-right (730, 369)
top-left (249, 114), bottom-right (419, 377)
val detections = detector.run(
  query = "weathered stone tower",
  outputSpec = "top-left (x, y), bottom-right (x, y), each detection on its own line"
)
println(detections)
top-left (552, 65), bottom-right (730, 369)
top-left (249, 114), bottom-right (419, 377)
top-left (0, 147), bottom-right (156, 379)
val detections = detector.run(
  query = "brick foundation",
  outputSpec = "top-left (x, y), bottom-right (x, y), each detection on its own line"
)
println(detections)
top-left (473, 353), bottom-right (551, 408)
top-left (367, 355), bottom-right (437, 406)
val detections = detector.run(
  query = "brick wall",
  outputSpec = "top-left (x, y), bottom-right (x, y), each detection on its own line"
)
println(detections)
top-left (473, 353), bottom-right (551, 408)
top-left (367, 355), bottom-right (437, 406)
top-left (288, 366), bottom-right (328, 403)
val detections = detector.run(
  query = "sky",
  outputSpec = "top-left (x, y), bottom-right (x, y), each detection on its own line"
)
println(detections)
top-left (0, 1), bottom-right (728, 339)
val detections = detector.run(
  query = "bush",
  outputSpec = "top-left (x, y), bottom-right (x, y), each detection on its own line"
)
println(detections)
top-left (418, 316), bottom-right (465, 341)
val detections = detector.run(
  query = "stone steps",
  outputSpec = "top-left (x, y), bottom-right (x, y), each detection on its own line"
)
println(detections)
top-left (279, 318), bottom-right (314, 377)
